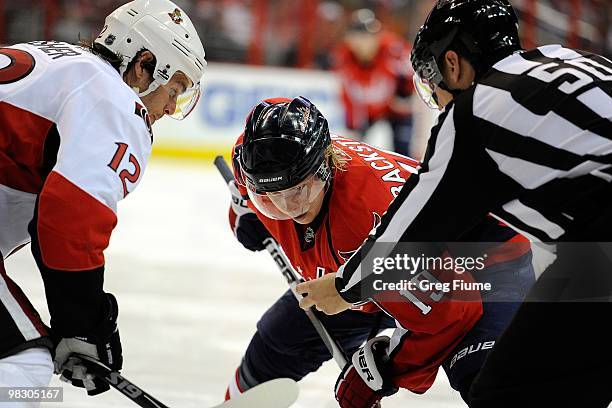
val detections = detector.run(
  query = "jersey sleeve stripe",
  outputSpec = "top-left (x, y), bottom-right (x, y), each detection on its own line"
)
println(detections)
top-left (537, 44), bottom-right (584, 60)
top-left (0, 262), bottom-right (43, 340)
top-left (485, 62), bottom-right (612, 139)
top-left (374, 107), bottom-right (457, 244)
top-left (502, 199), bottom-right (565, 240)
top-left (474, 85), bottom-right (612, 158)
top-left (359, 106), bottom-right (450, 243)
top-left (484, 149), bottom-right (562, 189)
top-left (492, 52), bottom-right (542, 75)
top-left (576, 87), bottom-right (612, 119)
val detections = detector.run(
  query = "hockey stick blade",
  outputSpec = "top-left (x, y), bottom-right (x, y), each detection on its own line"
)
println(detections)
top-left (211, 378), bottom-right (299, 408)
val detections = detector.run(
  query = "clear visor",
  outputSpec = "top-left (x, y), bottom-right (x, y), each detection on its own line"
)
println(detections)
top-left (171, 82), bottom-right (201, 120)
top-left (413, 72), bottom-right (440, 110)
top-left (246, 172), bottom-right (328, 220)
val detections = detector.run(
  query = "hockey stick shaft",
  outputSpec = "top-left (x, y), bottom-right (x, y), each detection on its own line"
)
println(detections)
top-left (263, 238), bottom-right (348, 367)
top-left (214, 155), bottom-right (234, 184)
top-left (214, 155), bottom-right (348, 368)
top-left (77, 355), bottom-right (170, 408)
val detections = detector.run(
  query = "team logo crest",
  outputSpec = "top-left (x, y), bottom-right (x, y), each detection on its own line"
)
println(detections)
top-left (296, 106), bottom-right (310, 132)
top-left (436, 0), bottom-right (453, 9)
top-left (304, 227), bottom-right (315, 243)
top-left (168, 8), bottom-right (183, 25)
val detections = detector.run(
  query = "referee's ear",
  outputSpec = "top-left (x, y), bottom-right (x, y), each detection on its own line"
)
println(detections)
top-left (442, 50), bottom-right (476, 90)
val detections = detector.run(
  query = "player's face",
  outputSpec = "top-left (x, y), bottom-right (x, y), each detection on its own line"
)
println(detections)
top-left (345, 32), bottom-right (380, 63)
top-left (293, 186), bottom-right (326, 224)
top-left (140, 72), bottom-right (193, 124)
top-left (268, 177), bottom-right (327, 224)
top-left (246, 169), bottom-right (329, 223)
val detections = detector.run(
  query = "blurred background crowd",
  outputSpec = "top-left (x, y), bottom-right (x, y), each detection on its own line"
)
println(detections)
top-left (1, 0), bottom-right (611, 159)
top-left (1, 0), bottom-right (610, 67)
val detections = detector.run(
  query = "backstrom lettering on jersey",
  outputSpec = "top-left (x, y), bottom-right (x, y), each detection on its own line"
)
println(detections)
top-left (332, 135), bottom-right (418, 198)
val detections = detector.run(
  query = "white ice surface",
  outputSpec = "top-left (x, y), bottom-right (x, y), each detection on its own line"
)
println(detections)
top-left (4, 159), bottom-right (465, 408)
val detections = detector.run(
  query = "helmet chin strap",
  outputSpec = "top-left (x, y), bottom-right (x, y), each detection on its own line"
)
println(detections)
top-left (137, 79), bottom-right (160, 98)
top-left (437, 80), bottom-right (464, 98)
top-left (122, 59), bottom-right (162, 98)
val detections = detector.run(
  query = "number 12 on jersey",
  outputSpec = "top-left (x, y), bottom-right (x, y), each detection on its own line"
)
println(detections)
top-left (108, 142), bottom-right (141, 198)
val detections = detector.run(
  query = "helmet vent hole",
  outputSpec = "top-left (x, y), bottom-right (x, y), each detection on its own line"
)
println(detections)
top-left (126, 38), bottom-right (131, 43)
top-left (185, 34), bottom-right (189, 38)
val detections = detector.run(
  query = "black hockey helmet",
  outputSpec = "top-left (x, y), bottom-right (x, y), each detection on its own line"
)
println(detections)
top-left (411, 0), bottom-right (521, 107)
top-left (239, 96), bottom-right (331, 193)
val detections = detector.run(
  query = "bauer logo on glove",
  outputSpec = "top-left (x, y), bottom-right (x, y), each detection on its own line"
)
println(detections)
top-left (335, 336), bottom-right (398, 408)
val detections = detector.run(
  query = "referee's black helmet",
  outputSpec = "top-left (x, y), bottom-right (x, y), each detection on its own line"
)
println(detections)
top-left (411, 0), bottom-right (521, 107)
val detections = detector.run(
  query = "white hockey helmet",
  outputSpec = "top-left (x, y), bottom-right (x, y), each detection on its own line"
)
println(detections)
top-left (94, 0), bottom-right (207, 119)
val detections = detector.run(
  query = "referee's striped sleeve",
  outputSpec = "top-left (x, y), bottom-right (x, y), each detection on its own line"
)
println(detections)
top-left (335, 44), bottom-right (612, 303)
top-left (335, 99), bottom-right (500, 303)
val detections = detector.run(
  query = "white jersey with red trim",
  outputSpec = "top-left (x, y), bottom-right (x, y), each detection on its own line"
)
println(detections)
top-left (0, 41), bottom-right (152, 266)
top-left (0, 40), bottom-right (153, 356)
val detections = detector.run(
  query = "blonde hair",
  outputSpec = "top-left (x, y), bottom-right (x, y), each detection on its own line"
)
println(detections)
top-left (325, 143), bottom-right (349, 173)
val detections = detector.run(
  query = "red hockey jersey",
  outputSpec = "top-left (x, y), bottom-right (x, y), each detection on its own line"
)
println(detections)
top-left (333, 32), bottom-right (414, 130)
top-left (230, 134), bottom-right (488, 392)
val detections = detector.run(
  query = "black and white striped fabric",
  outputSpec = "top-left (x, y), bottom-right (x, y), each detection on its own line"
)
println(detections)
top-left (336, 44), bottom-right (612, 302)
top-left (0, 255), bottom-right (52, 359)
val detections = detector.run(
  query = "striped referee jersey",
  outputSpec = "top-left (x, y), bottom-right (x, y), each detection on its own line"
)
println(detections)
top-left (336, 44), bottom-right (612, 302)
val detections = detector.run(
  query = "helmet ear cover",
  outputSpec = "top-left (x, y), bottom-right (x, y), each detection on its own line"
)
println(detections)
top-left (125, 48), bottom-right (157, 78)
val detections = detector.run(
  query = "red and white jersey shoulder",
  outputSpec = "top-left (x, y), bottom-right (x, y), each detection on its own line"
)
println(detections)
top-left (0, 41), bottom-right (152, 270)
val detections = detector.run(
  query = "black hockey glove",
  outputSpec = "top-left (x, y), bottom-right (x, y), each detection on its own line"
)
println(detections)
top-left (229, 180), bottom-right (271, 251)
top-left (236, 213), bottom-right (272, 251)
top-left (54, 293), bottom-right (123, 396)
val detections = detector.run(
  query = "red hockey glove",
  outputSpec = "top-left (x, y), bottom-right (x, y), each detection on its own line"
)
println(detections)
top-left (335, 336), bottom-right (398, 408)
